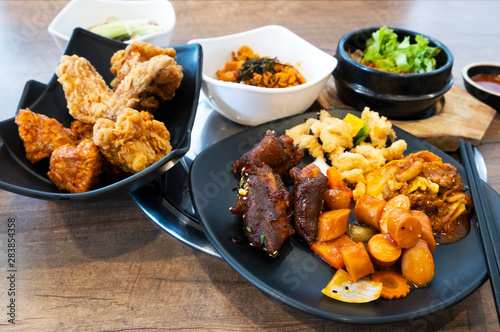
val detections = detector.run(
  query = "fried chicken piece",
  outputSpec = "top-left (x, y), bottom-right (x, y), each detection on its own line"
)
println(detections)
top-left (231, 130), bottom-right (304, 177)
top-left (92, 108), bottom-right (172, 173)
top-left (47, 139), bottom-right (102, 193)
top-left (109, 41), bottom-right (182, 112)
top-left (230, 162), bottom-right (295, 256)
top-left (290, 164), bottom-right (329, 243)
top-left (15, 108), bottom-right (74, 163)
top-left (56, 55), bottom-right (114, 123)
top-left (107, 54), bottom-right (183, 115)
top-left (70, 120), bottom-right (94, 140)
top-left (110, 40), bottom-right (177, 89)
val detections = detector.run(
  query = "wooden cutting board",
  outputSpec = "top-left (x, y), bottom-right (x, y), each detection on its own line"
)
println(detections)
top-left (317, 77), bottom-right (496, 152)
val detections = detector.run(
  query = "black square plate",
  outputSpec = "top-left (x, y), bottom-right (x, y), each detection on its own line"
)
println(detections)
top-left (0, 28), bottom-right (202, 200)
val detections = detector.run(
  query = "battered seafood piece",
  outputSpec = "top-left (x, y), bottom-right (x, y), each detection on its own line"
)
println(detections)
top-left (290, 164), bottom-right (329, 243)
top-left (47, 139), bottom-right (102, 193)
top-left (107, 54), bottom-right (183, 115)
top-left (56, 55), bottom-right (114, 123)
top-left (230, 162), bottom-right (295, 256)
top-left (231, 130), bottom-right (304, 177)
top-left (92, 108), bottom-right (172, 174)
top-left (285, 109), bottom-right (407, 199)
top-left (15, 108), bottom-right (73, 163)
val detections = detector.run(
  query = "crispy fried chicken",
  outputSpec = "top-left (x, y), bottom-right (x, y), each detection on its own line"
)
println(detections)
top-left (92, 108), bottom-right (172, 174)
top-left (15, 108), bottom-right (74, 163)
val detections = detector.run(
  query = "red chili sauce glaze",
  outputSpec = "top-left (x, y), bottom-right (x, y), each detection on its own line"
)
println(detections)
top-left (471, 74), bottom-right (500, 93)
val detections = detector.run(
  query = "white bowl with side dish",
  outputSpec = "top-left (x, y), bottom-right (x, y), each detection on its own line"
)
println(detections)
top-left (188, 25), bottom-right (337, 126)
top-left (48, 0), bottom-right (176, 51)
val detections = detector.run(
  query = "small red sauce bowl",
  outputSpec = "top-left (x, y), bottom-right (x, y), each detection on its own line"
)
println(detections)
top-left (463, 62), bottom-right (500, 111)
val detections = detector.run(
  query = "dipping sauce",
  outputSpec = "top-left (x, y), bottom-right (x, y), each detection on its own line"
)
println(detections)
top-left (471, 74), bottom-right (500, 93)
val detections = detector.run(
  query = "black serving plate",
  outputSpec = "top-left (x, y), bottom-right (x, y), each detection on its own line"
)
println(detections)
top-left (0, 28), bottom-right (202, 200)
top-left (188, 108), bottom-right (490, 324)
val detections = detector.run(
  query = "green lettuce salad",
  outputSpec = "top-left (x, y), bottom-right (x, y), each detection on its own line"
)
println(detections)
top-left (361, 26), bottom-right (441, 73)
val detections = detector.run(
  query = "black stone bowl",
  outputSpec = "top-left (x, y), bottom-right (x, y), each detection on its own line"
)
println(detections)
top-left (462, 62), bottom-right (500, 111)
top-left (333, 27), bottom-right (454, 120)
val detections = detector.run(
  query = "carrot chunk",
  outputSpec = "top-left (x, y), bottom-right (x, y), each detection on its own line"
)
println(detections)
top-left (340, 242), bottom-right (375, 281)
top-left (310, 234), bottom-right (355, 269)
top-left (326, 167), bottom-right (353, 198)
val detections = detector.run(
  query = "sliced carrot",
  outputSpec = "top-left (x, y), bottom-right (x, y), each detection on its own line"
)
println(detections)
top-left (340, 242), bottom-right (375, 282)
top-left (370, 270), bottom-right (411, 300)
top-left (310, 234), bottom-right (355, 269)
top-left (326, 167), bottom-right (353, 198)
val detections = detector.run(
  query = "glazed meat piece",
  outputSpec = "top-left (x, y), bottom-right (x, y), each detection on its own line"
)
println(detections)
top-left (290, 164), bottom-right (329, 243)
top-left (56, 55), bottom-right (114, 124)
top-left (231, 130), bottom-right (304, 177)
top-left (92, 108), bottom-right (172, 174)
top-left (47, 139), bottom-right (102, 193)
top-left (15, 108), bottom-right (74, 163)
top-left (230, 162), bottom-right (295, 256)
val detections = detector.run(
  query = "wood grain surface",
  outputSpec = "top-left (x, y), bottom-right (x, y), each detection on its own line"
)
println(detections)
top-left (1, 1), bottom-right (500, 331)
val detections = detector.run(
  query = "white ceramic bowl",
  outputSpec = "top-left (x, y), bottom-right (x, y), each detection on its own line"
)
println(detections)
top-left (188, 25), bottom-right (337, 126)
top-left (48, 0), bottom-right (176, 51)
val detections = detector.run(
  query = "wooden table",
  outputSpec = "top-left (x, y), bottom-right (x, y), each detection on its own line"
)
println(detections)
top-left (1, 1), bottom-right (500, 331)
